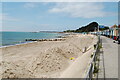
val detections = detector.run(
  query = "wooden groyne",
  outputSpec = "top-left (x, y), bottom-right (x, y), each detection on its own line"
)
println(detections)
top-left (25, 38), bottom-right (66, 42)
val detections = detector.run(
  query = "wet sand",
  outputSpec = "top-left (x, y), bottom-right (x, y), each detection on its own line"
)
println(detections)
top-left (0, 34), bottom-right (98, 78)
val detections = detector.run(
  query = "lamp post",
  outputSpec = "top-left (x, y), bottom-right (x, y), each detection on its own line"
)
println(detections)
top-left (98, 25), bottom-right (100, 42)
top-left (98, 25), bottom-right (99, 32)
top-left (98, 25), bottom-right (99, 35)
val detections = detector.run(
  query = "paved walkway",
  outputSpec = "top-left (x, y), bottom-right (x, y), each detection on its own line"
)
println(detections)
top-left (98, 36), bottom-right (118, 78)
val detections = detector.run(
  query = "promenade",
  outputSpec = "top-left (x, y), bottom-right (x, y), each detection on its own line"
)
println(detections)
top-left (98, 36), bottom-right (118, 78)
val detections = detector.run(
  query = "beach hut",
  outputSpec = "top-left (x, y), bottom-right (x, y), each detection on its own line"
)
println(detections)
top-left (118, 25), bottom-right (120, 35)
top-left (104, 30), bottom-right (107, 36)
top-left (105, 29), bottom-right (109, 37)
top-left (109, 28), bottom-right (113, 38)
top-left (110, 24), bottom-right (118, 40)
top-left (118, 25), bottom-right (120, 36)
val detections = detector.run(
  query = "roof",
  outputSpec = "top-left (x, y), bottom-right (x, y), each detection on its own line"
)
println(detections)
top-left (110, 24), bottom-right (118, 28)
top-left (118, 25), bottom-right (120, 28)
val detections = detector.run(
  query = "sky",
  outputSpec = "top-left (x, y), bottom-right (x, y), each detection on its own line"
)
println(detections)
top-left (0, 2), bottom-right (118, 32)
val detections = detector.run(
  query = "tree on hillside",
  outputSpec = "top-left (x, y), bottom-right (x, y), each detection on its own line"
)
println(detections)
top-left (76, 22), bottom-right (99, 32)
top-left (64, 22), bottom-right (109, 33)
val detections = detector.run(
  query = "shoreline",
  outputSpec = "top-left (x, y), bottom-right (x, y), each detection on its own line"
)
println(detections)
top-left (0, 41), bottom-right (37, 48)
top-left (0, 38), bottom-right (66, 48)
top-left (0, 32), bottom-right (78, 48)
top-left (1, 32), bottom-right (66, 48)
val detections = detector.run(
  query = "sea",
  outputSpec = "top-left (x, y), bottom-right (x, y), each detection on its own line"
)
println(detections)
top-left (0, 32), bottom-right (64, 47)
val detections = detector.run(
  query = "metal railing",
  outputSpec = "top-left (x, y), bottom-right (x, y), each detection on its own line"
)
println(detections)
top-left (85, 35), bottom-right (101, 80)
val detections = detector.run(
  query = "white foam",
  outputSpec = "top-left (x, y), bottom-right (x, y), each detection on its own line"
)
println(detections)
top-left (0, 41), bottom-right (38, 48)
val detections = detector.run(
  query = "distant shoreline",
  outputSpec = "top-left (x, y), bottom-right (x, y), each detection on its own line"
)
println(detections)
top-left (0, 31), bottom-right (64, 33)
top-left (1, 32), bottom-right (82, 48)
top-left (0, 32), bottom-right (80, 48)
top-left (0, 37), bottom-right (66, 48)
top-left (1, 31), bottom-right (66, 47)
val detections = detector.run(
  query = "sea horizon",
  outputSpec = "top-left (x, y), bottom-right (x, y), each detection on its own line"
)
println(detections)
top-left (1, 31), bottom-right (65, 47)
top-left (0, 30), bottom-right (63, 33)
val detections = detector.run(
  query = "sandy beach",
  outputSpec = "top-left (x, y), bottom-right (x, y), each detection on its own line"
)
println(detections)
top-left (0, 34), bottom-right (98, 78)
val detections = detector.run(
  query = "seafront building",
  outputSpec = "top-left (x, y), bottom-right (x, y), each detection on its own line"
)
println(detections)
top-left (109, 24), bottom-right (119, 40)
top-left (91, 24), bottom-right (119, 41)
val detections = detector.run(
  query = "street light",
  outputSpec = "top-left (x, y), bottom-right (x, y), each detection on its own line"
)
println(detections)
top-left (98, 25), bottom-right (99, 35)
